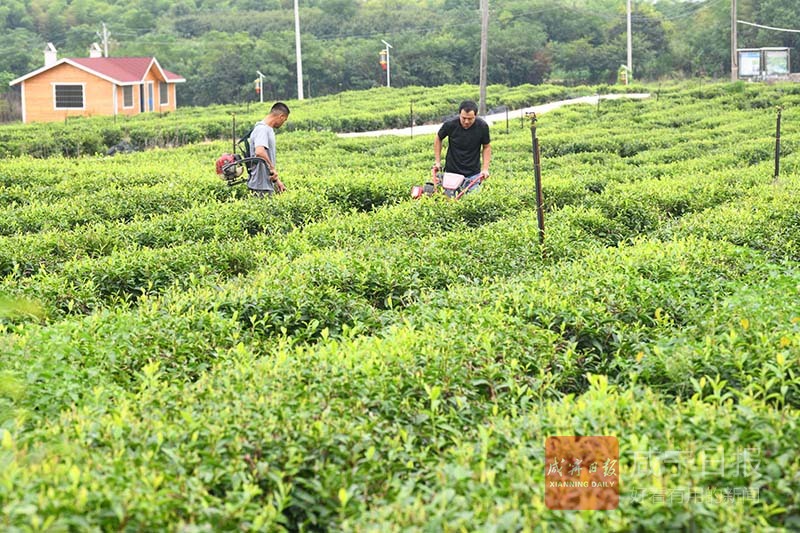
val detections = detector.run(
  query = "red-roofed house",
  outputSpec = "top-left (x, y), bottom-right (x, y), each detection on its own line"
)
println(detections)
top-left (9, 43), bottom-right (186, 124)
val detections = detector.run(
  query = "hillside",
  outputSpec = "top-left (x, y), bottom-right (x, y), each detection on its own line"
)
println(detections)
top-left (1, 0), bottom-right (799, 112)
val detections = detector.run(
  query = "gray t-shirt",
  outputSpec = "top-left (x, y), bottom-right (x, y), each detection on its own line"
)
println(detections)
top-left (247, 121), bottom-right (276, 191)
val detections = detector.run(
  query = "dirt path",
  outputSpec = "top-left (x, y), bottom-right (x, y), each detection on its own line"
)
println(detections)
top-left (337, 93), bottom-right (651, 138)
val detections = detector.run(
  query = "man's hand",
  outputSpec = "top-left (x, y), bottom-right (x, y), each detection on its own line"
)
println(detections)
top-left (270, 169), bottom-right (286, 194)
top-left (479, 170), bottom-right (490, 181)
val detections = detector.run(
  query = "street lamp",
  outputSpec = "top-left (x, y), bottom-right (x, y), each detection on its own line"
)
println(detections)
top-left (256, 70), bottom-right (264, 103)
top-left (381, 39), bottom-right (393, 88)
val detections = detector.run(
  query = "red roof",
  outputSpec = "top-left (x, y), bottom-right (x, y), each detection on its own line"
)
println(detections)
top-left (70, 57), bottom-right (185, 83)
top-left (9, 56), bottom-right (185, 86)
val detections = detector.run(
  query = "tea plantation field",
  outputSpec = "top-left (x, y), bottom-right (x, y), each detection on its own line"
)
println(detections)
top-left (1, 82), bottom-right (799, 531)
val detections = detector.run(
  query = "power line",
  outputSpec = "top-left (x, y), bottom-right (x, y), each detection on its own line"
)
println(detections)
top-left (47, 2), bottom-right (730, 48)
top-left (648, 0), bottom-right (727, 22)
top-left (738, 20), bottom-right (800, 34)
top-left (503, 0), bottom-right (725, 24)
top-left (26, 1), bottom-right (739, 64)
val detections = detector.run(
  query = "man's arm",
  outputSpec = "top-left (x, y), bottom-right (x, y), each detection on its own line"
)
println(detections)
top-left (254, 145), bottom-right (285, 192)
top-left (254, 145), bottom-right (275, 174)
top-left (481, 143), bottom-right (492, 177)
top-left (433, 134), bottom-right (443, 169)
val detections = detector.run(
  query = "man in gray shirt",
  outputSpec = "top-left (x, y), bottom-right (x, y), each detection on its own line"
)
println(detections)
top-left (248, 102), bottom-right (290, 196)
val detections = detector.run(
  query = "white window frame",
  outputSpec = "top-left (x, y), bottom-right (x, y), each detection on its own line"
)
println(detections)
top-left (159, 81), bottom-right (169, 106)
top-left (122, 85), bottom-right (134, 109)
top-left (53, 83), bottom-right (85, 110)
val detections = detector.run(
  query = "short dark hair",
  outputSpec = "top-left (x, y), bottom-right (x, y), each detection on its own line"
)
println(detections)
top-left (459, 100), bottom-right (478, 114)
top-left (270, 102), bottom-right (290, 116)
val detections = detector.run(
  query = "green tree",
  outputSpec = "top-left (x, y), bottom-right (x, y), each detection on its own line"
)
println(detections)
top-left (755, 0), bottom-right (800, 71)
top-left (488, 20), bottom-right (550, 85)
top-left (608, 3), bottom-right (672, 80)
top-left (4, 0), bottom-right (800, 105)
top-left (393, 31), bottom-right (472, 87)
top-left (0, 0), bottom-right (33, 32)
top-left (0, 28), bottom-right (42, 81)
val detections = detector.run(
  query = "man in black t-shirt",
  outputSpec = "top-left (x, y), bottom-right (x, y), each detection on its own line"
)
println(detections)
top-left (434, 100), bottom-right (492, 195)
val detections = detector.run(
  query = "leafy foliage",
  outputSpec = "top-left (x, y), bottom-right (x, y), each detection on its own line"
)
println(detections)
top-left (3, 0), bottom-right (799, 109)
top-left (1, 81), bottom-right (800, 530)
top-left (0, 82), bottom-right (639, 156)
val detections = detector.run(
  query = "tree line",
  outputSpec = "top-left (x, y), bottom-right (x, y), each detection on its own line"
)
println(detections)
top-left (1, 0), bottom-right (799, 112)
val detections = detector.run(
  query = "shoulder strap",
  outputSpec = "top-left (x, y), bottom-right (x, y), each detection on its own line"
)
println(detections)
top-left (237, 126), bottom-right (254, 156)
top-left (238, 126), bottom-right (254, 144)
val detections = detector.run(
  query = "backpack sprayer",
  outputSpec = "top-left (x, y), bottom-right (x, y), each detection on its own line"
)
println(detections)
top-left (410, 165), bottom-right (485, 200)
top-left (215, 114), bottom-right (270, 186)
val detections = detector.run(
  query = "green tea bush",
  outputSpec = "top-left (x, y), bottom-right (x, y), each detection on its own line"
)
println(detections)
top-left (663, 178), bottom-right (800, 261)
top-left (3, 80), bottom-right (800, 531)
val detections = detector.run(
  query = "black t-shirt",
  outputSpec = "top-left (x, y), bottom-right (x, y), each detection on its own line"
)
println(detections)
top-left (438, 117), bottom-right (491, 176)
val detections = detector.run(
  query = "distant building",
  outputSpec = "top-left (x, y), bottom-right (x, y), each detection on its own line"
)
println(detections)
top-left (8, 43), bottom-right (185, 124)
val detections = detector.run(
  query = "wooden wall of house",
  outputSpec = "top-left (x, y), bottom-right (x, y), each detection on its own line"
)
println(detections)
top-left (22, 62), bottom-right (179, 123)
top-left (23, 63), bottom-right (115, 123)
top-left (146, 67), bottom-right (178, 113)
top-left (114, 83), bottom-right (140, 118)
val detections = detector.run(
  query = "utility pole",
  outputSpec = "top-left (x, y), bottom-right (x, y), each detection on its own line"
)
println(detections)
top-left (96, 22), bottom-right (110, 57)
top-left (731, 0), bottom-right (738, 81)
top-left (626, 0), bottom-right (632, 78)
top-left (381, 40), bottom-right (393, 87)
top-left (479, 0), bottom-right (489, 116)
top-left (294, 0), bottom-right (304, 100)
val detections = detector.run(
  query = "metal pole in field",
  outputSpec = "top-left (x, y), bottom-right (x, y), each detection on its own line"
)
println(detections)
top-left (527, 112), bottom-right (545, 244)
top-left (774, 106), bottom-right (783, 182)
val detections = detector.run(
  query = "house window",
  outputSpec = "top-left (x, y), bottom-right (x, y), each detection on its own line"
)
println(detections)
top-left (123, 86), bottom-right (134, 108)
top-left (54, 84), bottom-right (84, 109)
top-left (159, 82), bottom-right (169, 106)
